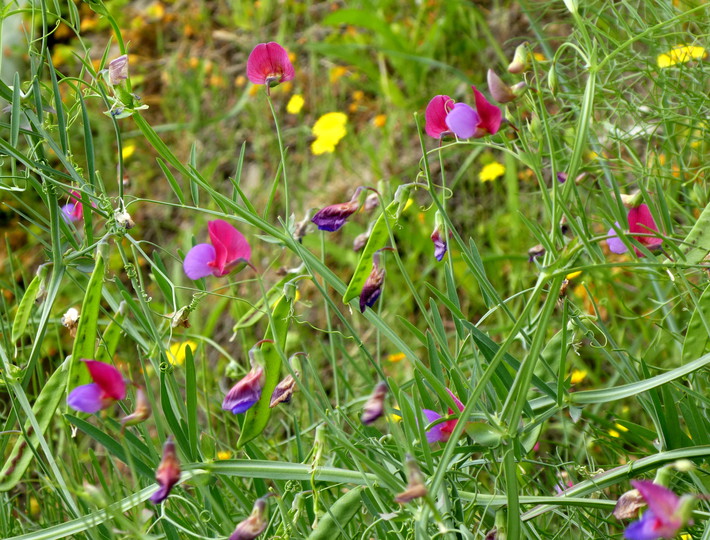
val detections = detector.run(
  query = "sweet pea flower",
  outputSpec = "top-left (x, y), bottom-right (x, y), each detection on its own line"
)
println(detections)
top-left (425, 95), bottom-right (455, 139)
top-left (183, 220), bottom-right (251, 279)
top-left (108, 55), bottom-right (129, 86)
top-left (445, 103), bottom-right (480, 139)
top-left (394, 454), bottom-right (428, 504)
top-left (230, 497), bottom-right (268, 540)
top-left (431, 225), bottom-right (447, 262)
top-left (487, 69), bottom-right (515, 103)
top-left (150, 437), bottom-right (181, 504)
top-left (67, 360), bottom-right (126, 414)
top-left (61, 190), bottom-right (90, 223)
top-left (247, 42), bottom-right (295, 88)
top-left (422, 389), bottom-right (464, 444)
top-left (472, 86), bottom-right (503, 136)
top-left (360, 250), bottom-right (388, 313)
top-left (606, 204), bottom-right (663, 256)
top-left (311, 187), bottom-right (364, 232)
top-left (624, 480), bottom-right (695, 540)
top-left (222, 344), bottom-right (266, 414)
top-left (361, 381), bottom-right (388, 425)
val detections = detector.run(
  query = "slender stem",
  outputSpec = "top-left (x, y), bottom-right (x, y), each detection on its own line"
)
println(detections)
top-left (266, 93), bottom-right (290, 228)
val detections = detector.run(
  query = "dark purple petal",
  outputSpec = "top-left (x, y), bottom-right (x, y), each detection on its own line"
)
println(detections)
top-left (624, 510), bottom-right (664, 540)
top-left (184, 243), bottom-right (217, 279)
top-left (67, 383), bottom-right (105, 413)
top-left (557, 172), bottom-right (568, 183)
top-left (607, 223), bottom-right (628, 254)
top-left (222, 368), bottom-right (264, 414)
top-left (445, 103), bottom-right (480, 139)
top-left (311, 200), bottom-right (360, 232)
top-left (422, 409), bottom-right (444, 443)
top-left (151, 438), bottom-right (181, 504)
top-left (431, 230), bottom-right (447, 261)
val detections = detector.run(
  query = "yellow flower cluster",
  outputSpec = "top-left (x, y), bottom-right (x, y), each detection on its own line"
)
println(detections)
top-left (286, 94), bottom-right (304, 114)
top-left (656, 45), bottom-right (706, 68)
top-left (311, 112), bottom-right (347, 155)
top-left (479, 161), bottom-right (505, 182)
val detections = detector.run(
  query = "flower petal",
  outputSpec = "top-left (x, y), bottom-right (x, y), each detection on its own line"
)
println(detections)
top-left (628, 204), bottom-right (662, 251)
top-left (425, 95), bottom-right (454, 139)
top-left (607, 224), bottom-right (628, 254)
top-left (312, 201), bottom-right (359, 232)
top-left (631, 481), bottom-right (680, 523)
top-left (67, 383), bottom-right (105, 413)
top-left (222, 368), bottom-right (265, 414)
top-left (624, 509), bottom-right (668, 540)
top-left (446, 388), bottom-right (465, 412)
top-left (83, 359), bottom-right (126, 400)
top-left (247, 42), bottom-right (295, 85)
top-left (445, 103), bottom-right (480, 139)
top-left (208, 220), bottom-right (251, 274)
top-left (183, 243), bottom-right (217, 279)
top-left (423, 409), bottom-right (444, 443)
top-left (472, 86), bottom-right (503, 136)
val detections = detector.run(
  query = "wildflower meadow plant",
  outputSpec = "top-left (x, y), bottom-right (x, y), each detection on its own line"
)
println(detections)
top-left (183, 219), bottom-right (251, 279)
top-left (66, 360), bottom-right (126, 414)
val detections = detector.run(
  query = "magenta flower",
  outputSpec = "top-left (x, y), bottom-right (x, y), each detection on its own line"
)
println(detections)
top-left (183, 219), bottom-right (251, 280)
top-left (61, 190), bottom-right (89, 223)
top-left (624, 480), bottom-right (692, 540)
top-left (67, 360), bottom-right (126, 414)
top-left (425, 95), bottom-right (455, 139)
top-left (471, 86), bottom-right (503, 136)
top-left (246, 42), bottom-right (295, 87)
top-left (150, 437), bottom-right (181, 504)
top-left (222, 365), bottom-right (265, 414)
top-left (606, 204), bottom-right (663, 256)
top-left (422, 389), bottom-right (464, 444)
top-left (311, 187), bottom-right (364, 232)
top-left (445, 103), bottom-right (480, 139)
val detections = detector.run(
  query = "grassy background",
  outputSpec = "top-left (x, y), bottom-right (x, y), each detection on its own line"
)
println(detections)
top-left (1, 0), bottom-right (709, 538)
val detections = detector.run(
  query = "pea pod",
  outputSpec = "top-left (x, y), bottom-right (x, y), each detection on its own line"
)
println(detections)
top-left (11, 273), bottom-right (43, 343)
top-left (681, 202), bottom-right (710, 265)
top-left (682, 284), bottom-right (710, 364)
top-left (307, 486), bottom-right (365, 540)
top-left (94, 303), bottom-right (126, 364)
top-left (342, 200), bottom-right (398, 304)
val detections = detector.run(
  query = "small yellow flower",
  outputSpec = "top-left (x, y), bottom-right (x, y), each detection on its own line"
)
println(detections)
top-left (311, 112), bottom-right (347, 155)
top-left (388, 410), bottom-right (402, 423)
top-left (329, 66), bottom-right (349, 84)
top-left (122, 143), bottom-right (136, 160)
top-left (286, 94), bottom-right (305, 114)
top-left (565, 270), bottom-right (582, 280)
top-left (608, 429), bottom-right (620, 438)
top-left (614, 423), bottom-right (629, 433)
top-left (167, 340), bottom-right (197, 366)
top-left (217, 450), bottom-right (232, 460)
top-left (372, 114), bottom-right (387, 128)
top-left (479, 161), bottom-right (505, 182)
top-left (533, 52), bottom-right (546, 62)
top-left (387, 352), bottom-right (405, 363)
top-left (570, 369), bottom-right (587, 384)
top-left (234, 75), bottom-right (247, 87)
top-left (352, 90), bottom-right (364, 102)
top-left (657, 45), bottom-right (706, 68)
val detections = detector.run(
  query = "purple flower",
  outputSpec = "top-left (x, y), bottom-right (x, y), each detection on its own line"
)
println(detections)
top-left (222, 365), bottom-right (265, 414)
top-left (361, 381), bottom-right (388, 425)
top-left (183, 219), bottom-right (251, 279)
top-left (150, 437), bottom-right (181, 504)
top-left (120, 385), bottom-right (151, 429)
top-left (425, 95), bottom-right (455, 139)
top-left (61, 190), bottom-right (92, 223)
top-left (445, 103), bottom-right (480, 139)
top-left (487, 69), bottom-right (516, 103)
top-left (359, 253), bottom-right (387, 313)
top-left (607, 222), bottom-right (628, 254)
top-left (67, 360), bottom-right (126, 414)
top-left (247, 42), bottom-right (295, 87)
top-left (311, 187), bottom-right (364, 232)
top-left (606, 204), bottom-right (663, 257)
top-left (430, 228), bottom-right (447, 262)
top-left (108, 55), bottom-right (129, 86)
top-left (230, 497), bottom-right (268, 540)
top-left (624, 480), bottom-right (692, 540)
top-left (270, 374), bottom-right (296, 408)
top-left (422, 389), bottom-right (464, 444)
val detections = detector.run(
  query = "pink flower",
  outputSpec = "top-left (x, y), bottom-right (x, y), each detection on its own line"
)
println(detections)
top-left (61, 190), bottom-right (89, 223)
top-left (150, 437), bottom-right (181, 504)
top-left (422, 389), bottom-right (464, 444)
top-left (606, 204), bottom-right (663, 256)
top-left (425, 95), bottom-right (455, 139)
top-left (624, 480), bottom-right (692, 540)
top-left (246, 42), bottom-right (295, 87)
top-left (471, 86), bottom-right (503, 136)
top-left (183, 220), bottom-right (251, 279)
top-left (67, 360), bottom-right (126, 413)
top-left (445, 103), bottom-right (480, 139)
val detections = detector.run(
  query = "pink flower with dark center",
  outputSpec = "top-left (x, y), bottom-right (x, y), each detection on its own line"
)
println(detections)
top-left (425, 95), bottom-right (455, 139)
top-left (624, 480), bottom-right (693, 540)
top-left (606, 204), bottom-right (663, 257)
top-left (247, 42), bottom-right (295, 87)
top-left (183, 220), bottom-right (251, 279)
top-left (471, 86), bottom-right (503, 136)
top-left (67, 360), bottom-right (126, 413)
top-left (422, 389), bottom-right (464, 444)
top-left (150, 437), bottom-right (181, 504)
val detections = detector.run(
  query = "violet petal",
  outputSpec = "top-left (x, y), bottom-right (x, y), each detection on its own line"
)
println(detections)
top-left (183, 243), bottom-right (217, 280)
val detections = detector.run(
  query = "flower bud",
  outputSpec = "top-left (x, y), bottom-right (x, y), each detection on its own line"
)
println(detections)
top-left (150, 437), bottom-right (181, 504)
top-left (394, 454), bottom-right (427, 503)
top-left (487, 69), bottom-right (515, 104)
top-left (270, 374), bottom-right (297, 407)
top-left (121, 385), bottom-right (151, 429)
top-left (222, 365), bottom-right (265, 414)
top-left (311, 187), bottom-right (364, 232)
top-left (430, 228), bottom-right (447, 262)
top-left (508, 43), bottom-right (529, 74)
top-left (353, 231), bottom-right (369, 251)
top-left (108, 55), bottom-right (129, 86)
top-left (364, 192), bottom-right (379, 212)
top-left (359, 253), bottom-right (386, 313)
top-left (613, 488), bottom-right (645, 519)
top-left (230, 497), bottom-right (268, 540)
top-left (361, 381), bottom-right (387, 425)
top-left (528, 244), bottom-right (545, 262)
top-left (62, 307), bottom-right (80, 337)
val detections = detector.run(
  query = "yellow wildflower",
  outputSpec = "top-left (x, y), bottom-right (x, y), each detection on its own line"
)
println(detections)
top-left (234, 75), bottom-right (247, 87)
top-left (122, 143), bottom-right (136, 160)
top-left (565, 270), bottom-right (582, 280)
top-left (311, 112), bottom-right (347, 155)
top-left (388, 410), bottom-right (402, 423)
top-left (479, 161), bottom-right (505, 182)
top-left (614, 423), bottom-right (629, 432)
top-left (329, 66), bottom-right (349, 84)
top-left (352, 90), bottom-right (364, 102)
top-left (533, 52), bottom-right (546, 62)
top-left (286, 94), bottom-right (305, 114)
top-left (657, 45), bottom-right (706, 68)
top-left (609, 429), bottom-right (620, 438)
top-left (570, 369), bottom-right (587, 384)
top-left (387, 352), bottom-right (405, 363)
top-left (372, 114), bottom-right (387, 128)
top-left (167, 340), bottom-right (197, 366)
top-left (217, 451), bottom-right (232, 460)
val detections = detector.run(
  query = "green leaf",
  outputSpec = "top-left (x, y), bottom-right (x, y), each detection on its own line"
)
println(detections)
top-left (343, 200), bottom-right (397, 304)
top-left (94, 305), bottom-right (126, 363)
top-left (11, 273), bottom-right (43, 343)
top-left (680, 202), bottom-right (710, 264)
top-left (682, 284), bottom-right (710, 364)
